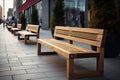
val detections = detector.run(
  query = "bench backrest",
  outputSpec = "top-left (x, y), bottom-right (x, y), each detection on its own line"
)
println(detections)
top-left (17, 24), bottom-right (22, 29)
top-left (54, 26), bottom-right (106, 51)
top-left (26, 24), bottom-right (40, 33)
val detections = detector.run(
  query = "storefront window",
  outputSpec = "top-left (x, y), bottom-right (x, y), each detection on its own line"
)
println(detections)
top-left (64, 0), bottom-right (85, 27)
top-left (37, 1), bottom-right (42, 26)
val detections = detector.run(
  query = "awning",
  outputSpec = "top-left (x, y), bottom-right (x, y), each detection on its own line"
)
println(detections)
top-left (19, 0), bottom-right (40, 13)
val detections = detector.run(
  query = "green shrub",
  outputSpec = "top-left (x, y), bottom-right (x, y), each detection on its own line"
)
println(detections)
top-left (31, 6), bottom-right (39, 25)
top-left (50, 0), bottom-right (65, 31)
top-left (89, 0), bottom-right (120, 35)
top-left (20, 13), bottom-right (26, 26)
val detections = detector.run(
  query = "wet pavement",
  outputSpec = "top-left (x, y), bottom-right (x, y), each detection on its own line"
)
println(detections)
top-left (0, 24), bottom-right (120, 80)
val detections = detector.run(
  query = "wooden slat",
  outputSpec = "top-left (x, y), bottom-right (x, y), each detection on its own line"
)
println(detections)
top-left (55, 26), bottom-right (104, 34)
top-left (68, 36), bottom-right (101, 47)
top-left (69, 31), bottom-right (97, 41)
top-left (11, 28), bottom-right (21, 31)
top-left (26, 24), bottom-right (39, 33)
top-left (18, 31), bottom-right (37, 36)
top-left (37, 39), bottom-right (70, 58)
top-left (17, 24), bottom-right (22, 29)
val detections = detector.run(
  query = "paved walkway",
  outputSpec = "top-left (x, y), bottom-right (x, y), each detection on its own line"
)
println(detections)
top-left (0, 24), bottom-right (120, 80)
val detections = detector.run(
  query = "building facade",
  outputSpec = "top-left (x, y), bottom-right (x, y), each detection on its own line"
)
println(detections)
top-left (17, 0), bottom-right (88, 29)
top-left (13, 0), bottom-right (22, 22)
top-left (7, 8), bottom-right (13, 19)
top-left (13, 0), bottom-right (17, 19)
top-left (18, 0), bottom-right (40, 23)
top-left (0, 5), bottom-right (2, 19)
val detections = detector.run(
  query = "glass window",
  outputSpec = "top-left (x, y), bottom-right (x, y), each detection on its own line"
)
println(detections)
top-left (64, 0), bottom-right (85, 27)
top-left (37, 1), bottom-right (42, 26)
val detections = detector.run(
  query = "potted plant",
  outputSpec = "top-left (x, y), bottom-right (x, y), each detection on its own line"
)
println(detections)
top-left (20, 13), bottom-right (26, 30)
top-left (50, 0), bottom-right (65, 37)
top-left (31, 6), bottom-right (39, 25)
top-left (89, 0), bottom-right (120, 57)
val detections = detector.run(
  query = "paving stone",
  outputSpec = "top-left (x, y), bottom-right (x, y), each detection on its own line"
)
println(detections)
top-left (35, 77), bottom-right (67, 80)
top-left (0, 57), bottom-right (8, 59)
top-left (9, 60), bottom-right (20, 63)
top-left (26, 68), bottom-right (54, 73)
top-left (19, 57), bottom-right (35, 62)
top-left (0, 61), bottom-right (8, 64)
top-left (22, 62), bottom-right (47, 66)
top-left (11, 65), bottom-right (38, 70)
top-left (13, 73), bottom-right (47, 80)
top-left (45, 71), bottom-right (65, 77)
top-left (37, 64), bottom-right (54, 68)
top-left (0, 70), bottom-right (26, 77)
top-left (8, 58), bottom-right (19, 61)
top-left (0, 59), bottom-right (8, 62)
top-left (0, 76), bottom-right (12, 80)
top-left (19, 59), bottom-right (33, 62)
top-left (0, 63), bottom-right (21, 68)
top-left (0, 54), bottom-right (7, 57)
top-left (0, 67), bottom-right (10, 72)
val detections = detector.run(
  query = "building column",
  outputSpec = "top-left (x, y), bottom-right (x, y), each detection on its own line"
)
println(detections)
top-left (41, 0), bottom-right (50, 29)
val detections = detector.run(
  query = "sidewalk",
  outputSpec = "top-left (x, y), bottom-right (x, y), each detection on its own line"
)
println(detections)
top-left (0, 24), bottom-right (120, 80)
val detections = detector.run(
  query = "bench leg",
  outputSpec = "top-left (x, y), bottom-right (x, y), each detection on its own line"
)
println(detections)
top-left (37, 35), bottom-right (39, 38)
top-left (97, 52), bottom-right (104, 75)
top-left (25, 35), bottom-right (28, 44)
top-left (13, 31), bottom-right (15, 35)
top-left (18, 34), bottom-right (20, 40)
top-left (37, 43), bottom-right (41, 55)
top-left (67, 59), bottom-right (74, 80)
top-left (13, 31), bottom-right (17, 35)
top-left (11, 30), bottom-right (13, 33)
top-left (12, 30), bottom-right (15, 35)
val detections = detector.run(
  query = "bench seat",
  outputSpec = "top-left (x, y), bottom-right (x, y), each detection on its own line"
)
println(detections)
top-left (11, 28), bottom-right (21, 31)
top-left (38, 39), bottom-right (99, 58)
top-left (18, 31), bottom-right (38, 36)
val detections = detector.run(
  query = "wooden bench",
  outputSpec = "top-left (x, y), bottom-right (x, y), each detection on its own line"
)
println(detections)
top-left (7, 23), bottom-right (16, 31)
top-left (18, 24), bottom-right (40, 44)
top-left (11, 24), bottom-right (22, 35)
top-left (37, 26), bottom-right (106, 80)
